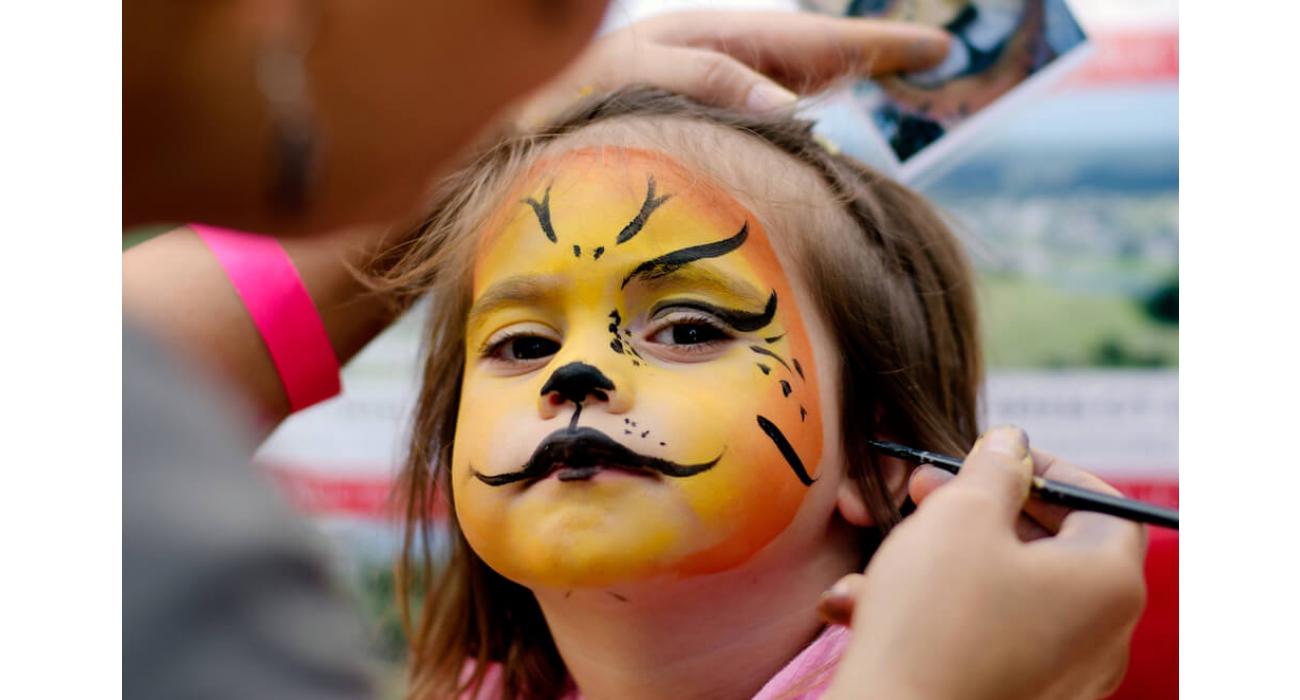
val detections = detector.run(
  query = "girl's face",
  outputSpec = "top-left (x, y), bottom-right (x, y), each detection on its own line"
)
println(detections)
top-left (452, 147), bottom-right (831, 588)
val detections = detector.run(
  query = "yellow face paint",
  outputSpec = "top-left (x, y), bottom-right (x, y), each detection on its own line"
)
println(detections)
top-left (453, 147), bottom-right (823, 588)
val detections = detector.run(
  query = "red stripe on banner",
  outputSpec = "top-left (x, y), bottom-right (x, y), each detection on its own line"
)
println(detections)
top-left (1108, 477), bottom-right (1179, 508)
top-left (1062, 30), bottom-right (1179, 87)
top-left (263, 466), bottom-right (396, 519)
top-left (261, 464), bottom-right (449, 522)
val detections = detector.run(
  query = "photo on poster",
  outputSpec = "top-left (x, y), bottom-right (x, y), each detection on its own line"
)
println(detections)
top-left (801, 0), bottom-right (1090, 183)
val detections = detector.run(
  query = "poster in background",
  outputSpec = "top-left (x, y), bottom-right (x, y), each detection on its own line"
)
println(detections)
top-left (800, 0), bottom-right (1092, 186)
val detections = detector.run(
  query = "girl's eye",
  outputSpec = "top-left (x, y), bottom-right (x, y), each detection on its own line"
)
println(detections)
top-left (485, 333), bottom-right (561, 362)
top-left (506, 336), bottom-right (560, 360)
top-left (647, 314), bottom-right (732, 349)
top-left (662, 322), bottom-right (728, 345)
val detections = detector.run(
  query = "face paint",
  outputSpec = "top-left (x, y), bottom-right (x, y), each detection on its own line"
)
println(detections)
top-left (453, 147), bottom-right (823, 588)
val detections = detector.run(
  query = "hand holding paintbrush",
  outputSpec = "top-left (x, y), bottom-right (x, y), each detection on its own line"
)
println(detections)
top-left (819, 426), bottom-right (1147, 699)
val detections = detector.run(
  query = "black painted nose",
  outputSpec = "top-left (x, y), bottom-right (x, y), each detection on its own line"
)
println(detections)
top-left (540, 362), bottom-right (615, 405)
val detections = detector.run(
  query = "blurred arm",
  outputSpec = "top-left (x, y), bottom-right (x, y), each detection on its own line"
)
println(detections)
top-left (123, 225), bottom-right (401, 436)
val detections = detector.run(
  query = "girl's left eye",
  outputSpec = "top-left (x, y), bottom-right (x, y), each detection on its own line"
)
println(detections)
top-left (647, 315), bottom-right (732, 348)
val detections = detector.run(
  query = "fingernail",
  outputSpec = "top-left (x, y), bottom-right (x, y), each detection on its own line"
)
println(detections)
top-left (817, 590), bottom-right (854, 627)
top-left (827, 578), bottom-right (852, 597)
top-left (981, 425), bottom-right (1029, 462)
top-left (745, 82), bottom-right (798, 113)
top-left (918, 464), bottom-right (956, 482)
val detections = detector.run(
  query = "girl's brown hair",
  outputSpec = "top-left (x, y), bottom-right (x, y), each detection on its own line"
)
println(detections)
top-left (381, 87), bottom-right (983, 699)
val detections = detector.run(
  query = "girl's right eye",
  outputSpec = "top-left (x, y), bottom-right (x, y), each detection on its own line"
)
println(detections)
top-left (484, 332), bottom-right (561, 363)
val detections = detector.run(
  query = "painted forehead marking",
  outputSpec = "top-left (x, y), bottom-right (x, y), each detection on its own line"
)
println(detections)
top-left (509, 151), bottom-right (765, 303)
top-left (616, 175), bottom-right (672, 245)
top-left (520, 173), bottom-right (673, 250)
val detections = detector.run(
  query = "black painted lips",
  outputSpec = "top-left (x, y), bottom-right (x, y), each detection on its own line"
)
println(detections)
top-left (472, 427), bottom-right (721, 486)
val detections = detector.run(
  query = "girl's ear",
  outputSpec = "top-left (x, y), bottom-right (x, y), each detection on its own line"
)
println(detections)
top-left (836, 454), bottom-right (910, 526)
top-left (835, 477), bottom-right (875, 527)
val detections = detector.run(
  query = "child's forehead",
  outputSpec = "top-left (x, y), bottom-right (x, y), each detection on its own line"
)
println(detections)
top-left (472, 145), bottom-right (779, 288)
top-left (466, 120), bottom-right (846, 301)
top-left (473, 145), bottom-right (749, 261)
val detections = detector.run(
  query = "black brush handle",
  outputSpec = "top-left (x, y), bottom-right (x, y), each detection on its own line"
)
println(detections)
top-left (1032, 477), bottom-right (1178, 529)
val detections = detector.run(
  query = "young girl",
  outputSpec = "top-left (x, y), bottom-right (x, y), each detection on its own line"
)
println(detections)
top-left (383, 86), bottom-right (984, 699)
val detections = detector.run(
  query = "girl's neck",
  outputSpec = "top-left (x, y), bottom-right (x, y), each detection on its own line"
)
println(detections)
top-left (532, 519), bottom-right (861, 700)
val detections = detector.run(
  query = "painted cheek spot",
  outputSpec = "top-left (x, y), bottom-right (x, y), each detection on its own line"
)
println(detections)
top-left (750, 345), bottom-right (791, 372)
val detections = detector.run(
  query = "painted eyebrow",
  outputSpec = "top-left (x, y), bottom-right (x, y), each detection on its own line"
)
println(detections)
top-left (620, 222), bottom-right (748, 288)
top-left (636, 263), bottom-right (770, 310)
top-left (466, 274), bottom-right (566, 329)
top-left (651, 291), bottom-right (778, 333)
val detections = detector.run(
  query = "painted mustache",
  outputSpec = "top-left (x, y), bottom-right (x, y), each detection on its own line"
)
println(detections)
top-left (473, 427), bottom-right (722, 486)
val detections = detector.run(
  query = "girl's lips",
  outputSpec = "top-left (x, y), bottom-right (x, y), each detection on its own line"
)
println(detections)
top-left (553, 463), bottom-right (658, 482)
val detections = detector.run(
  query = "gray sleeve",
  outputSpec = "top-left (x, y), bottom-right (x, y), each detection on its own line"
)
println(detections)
top-left (123, 326), bottom-right (377, 700)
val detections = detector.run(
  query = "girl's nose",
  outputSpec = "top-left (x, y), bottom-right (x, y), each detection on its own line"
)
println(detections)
top-left (537, 360), bottom-right (634, 419)
top-left (541, 361), bottom-right (613, 404)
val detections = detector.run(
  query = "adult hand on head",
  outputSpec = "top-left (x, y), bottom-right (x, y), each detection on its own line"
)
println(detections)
top-left (820, 426), bottom-right (1147, 700)
top-left (512, 10), bottom-right (951, 127)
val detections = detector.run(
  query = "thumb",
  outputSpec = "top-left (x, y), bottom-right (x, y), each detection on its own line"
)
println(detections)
top-left (817, 573), bottom-right (867, 627)
top-left (952, 425), bottom-right (1035, 522)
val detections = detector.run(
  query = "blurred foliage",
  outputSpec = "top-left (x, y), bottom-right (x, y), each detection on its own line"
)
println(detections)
top-left (338, 562), bottom-right (422, 698)
top-left (978, 274), bottom-right (1178, 369)
top-left (1143, 276), bottom-right (1178, 326)
top-left (345, 564), bottom-right (411, 662)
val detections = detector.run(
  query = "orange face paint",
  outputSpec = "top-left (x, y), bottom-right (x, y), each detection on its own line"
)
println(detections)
top-left (453, 147), bottom-right (823, 588)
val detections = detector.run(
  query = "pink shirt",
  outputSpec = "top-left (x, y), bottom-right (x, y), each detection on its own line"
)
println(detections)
top-left (461, 624), bottom-right (850, 699)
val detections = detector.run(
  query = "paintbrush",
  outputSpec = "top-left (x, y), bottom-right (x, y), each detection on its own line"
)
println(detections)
top-left (868, 440), bottom-right (1178, 530)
